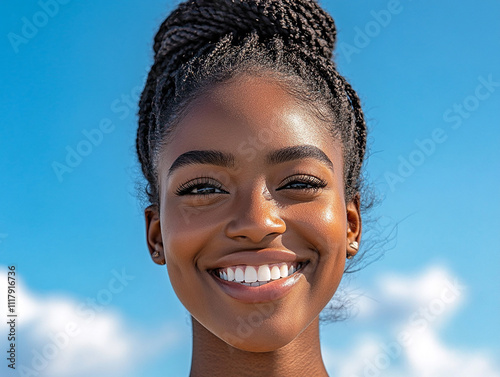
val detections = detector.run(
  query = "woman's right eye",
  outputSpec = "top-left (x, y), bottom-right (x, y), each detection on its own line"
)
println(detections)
top-left (175, 177), bottom-right (229, 196)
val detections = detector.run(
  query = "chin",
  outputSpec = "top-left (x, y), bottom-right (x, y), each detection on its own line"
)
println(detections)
top-left (216, 317), bottom-right (306, 353)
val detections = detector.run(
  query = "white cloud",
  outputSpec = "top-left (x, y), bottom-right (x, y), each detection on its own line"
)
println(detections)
top-left (322, 265), bottom-right (500, 377)
top-left (352, 266), bottom-right (466, 325)
top-left (406, 329), bottom-right (500, 377)
top-left (0, 267), bottom-right (183, 377)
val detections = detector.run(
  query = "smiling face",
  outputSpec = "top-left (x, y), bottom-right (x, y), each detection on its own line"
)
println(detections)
top-left (145, 73), bottom-right (361, 352)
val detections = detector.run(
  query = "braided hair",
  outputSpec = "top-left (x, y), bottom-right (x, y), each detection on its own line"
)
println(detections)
top-left (137, 0), bottom-right (367, 207)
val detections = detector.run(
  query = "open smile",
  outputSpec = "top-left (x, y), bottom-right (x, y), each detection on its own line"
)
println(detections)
top-left (211, 262), bottom-right (306, 286)
top-left (208, 261), bottom-right (309, 303)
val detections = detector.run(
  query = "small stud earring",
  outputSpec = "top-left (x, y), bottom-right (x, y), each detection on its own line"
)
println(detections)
top-left (152, 250), bottom-right (160, 258)
top-left (347, 241), bottom-right (358, 259)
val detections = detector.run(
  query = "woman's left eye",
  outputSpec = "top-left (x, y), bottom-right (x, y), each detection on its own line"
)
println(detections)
top-left (277, 175), bottom-right (327, 192)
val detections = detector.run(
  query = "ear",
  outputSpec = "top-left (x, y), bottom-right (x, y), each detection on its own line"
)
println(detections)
top-left (145, 204), bottom-right (166, 265)
top-left (346, 193), bottom-right (362, 259)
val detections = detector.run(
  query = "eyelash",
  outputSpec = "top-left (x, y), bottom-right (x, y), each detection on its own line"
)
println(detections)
top-left (175, 174), bottom-right (327, 196)
top-left (277, 174), bottom-right (327, 192)
top-left (175, 177), bottom-right (228, 196)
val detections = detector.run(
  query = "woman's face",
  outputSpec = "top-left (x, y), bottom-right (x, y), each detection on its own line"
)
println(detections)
top-left (147, 73), bottom-right (361, 352)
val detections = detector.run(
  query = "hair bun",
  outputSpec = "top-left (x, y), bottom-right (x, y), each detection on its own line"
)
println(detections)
top-left (155, 0), bottom-right (336, 61)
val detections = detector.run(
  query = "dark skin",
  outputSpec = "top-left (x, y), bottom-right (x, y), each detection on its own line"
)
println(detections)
top-left (145, 73), bottom-right (361, 377)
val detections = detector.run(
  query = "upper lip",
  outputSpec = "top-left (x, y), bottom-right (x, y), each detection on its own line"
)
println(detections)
top-left (207, 249), bottom-right (307, 271)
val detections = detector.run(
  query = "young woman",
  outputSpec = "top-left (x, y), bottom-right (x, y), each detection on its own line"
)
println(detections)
top-left (136, 1), bottom-right (367, 375)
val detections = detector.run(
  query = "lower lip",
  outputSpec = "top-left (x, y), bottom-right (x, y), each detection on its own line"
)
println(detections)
top-left (209, 266), bottom-right (306, 304)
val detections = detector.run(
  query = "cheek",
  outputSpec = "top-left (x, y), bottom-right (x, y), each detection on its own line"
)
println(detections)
top-left (159, 200), bottom-right (226, 310)
top-left (291, 194), bottom-right (346, 254)
top-left (161, 199), bottom-right (215, 262)
top-left (159, 203), bottom-right (206, 295)
top-left (289, 197), bottom-right (347, 300)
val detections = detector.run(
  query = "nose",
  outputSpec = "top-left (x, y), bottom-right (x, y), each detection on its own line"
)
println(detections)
top-left (224, 186), bottom-right (286, 243)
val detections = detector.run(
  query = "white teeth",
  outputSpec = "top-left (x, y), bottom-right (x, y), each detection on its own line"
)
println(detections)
top-left (235, 267), bottom-right (245, 282)
top-left (244, 266), bottom-right (258, 283)
top-left (279, 263), bottom-right (288, 278)
top-left (227, 268), bottom-right (234, 281)
top-left (257, 265), bottom-right (271, 281)
top-left (216, 262), bottom-right (304, 284)
top-left (270, 265), bottom-right (281, 280)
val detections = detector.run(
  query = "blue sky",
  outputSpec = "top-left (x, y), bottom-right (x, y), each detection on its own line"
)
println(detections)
top-left (1, 0), bottom-right (499, 376)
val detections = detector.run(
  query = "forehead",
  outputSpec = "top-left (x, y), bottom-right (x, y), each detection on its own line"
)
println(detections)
top-left (159, 74), bottom-right (339, 168)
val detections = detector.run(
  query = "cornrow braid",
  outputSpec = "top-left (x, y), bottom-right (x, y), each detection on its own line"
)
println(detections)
top-left (137, 0), bottom-right (367, 206)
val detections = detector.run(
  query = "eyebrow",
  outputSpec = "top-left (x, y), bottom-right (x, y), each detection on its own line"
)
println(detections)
top-left (167, 145), bottom-right (334, 178)
top-left (266, 145), bottom-right (334, 171)
top-left (167, 150), bottom-right (235, 178)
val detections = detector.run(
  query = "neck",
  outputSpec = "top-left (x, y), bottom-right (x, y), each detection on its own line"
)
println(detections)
top-left (188, 316), bottom-right (329, 377)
